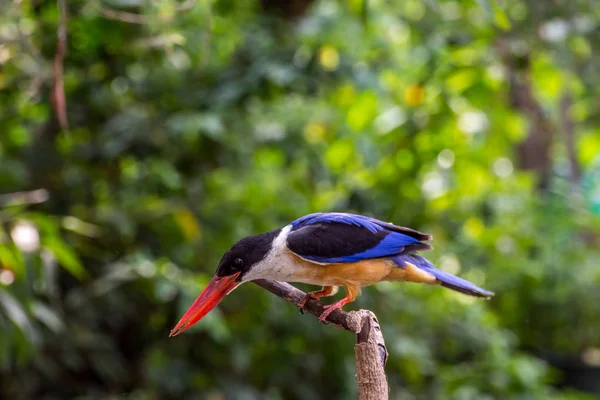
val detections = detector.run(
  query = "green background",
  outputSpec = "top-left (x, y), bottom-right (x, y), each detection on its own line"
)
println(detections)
top-left (1, 0), bottom-right (600, 398)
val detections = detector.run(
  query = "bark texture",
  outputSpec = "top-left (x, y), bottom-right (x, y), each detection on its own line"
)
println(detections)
top-left (355, 311), bottom-right (389, 400)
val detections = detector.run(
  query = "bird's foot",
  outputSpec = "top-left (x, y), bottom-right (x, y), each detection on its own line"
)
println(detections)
top-left (318, 305), bottom-right (339, 323)
top-left (298, 286), bottom-right (338, 312)
top-left (318, 297), bottom-right (352, 323)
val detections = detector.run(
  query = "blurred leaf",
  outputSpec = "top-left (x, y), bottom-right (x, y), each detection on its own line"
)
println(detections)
top-left (404, 84), bottom-right (425, 107)
top-left (492, 1), bottom-right (511, 31)
top-left (476, 0), bottom-right (511, 31)
top-left (43, 238), bottom-right (87, 279)
top-left (346, 91), bottom-right (378, 131)
top-left (0, 289), bottom-right (33, 337)
top-left (30, 301), bottom-right (65, 333)
top-left (173, 209), bottom-right (201, 240)
top-left (0, 245), bottom-right (24, 276)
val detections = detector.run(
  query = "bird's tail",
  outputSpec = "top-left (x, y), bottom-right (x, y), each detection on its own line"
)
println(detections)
top-left (393, 254), bottom-right (495, 299)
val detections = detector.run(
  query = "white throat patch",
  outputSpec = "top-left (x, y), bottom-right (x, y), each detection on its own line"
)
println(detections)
top-left (241, 225), bottom-right (303, 282)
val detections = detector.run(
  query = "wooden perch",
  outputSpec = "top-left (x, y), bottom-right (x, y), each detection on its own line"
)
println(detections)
top-left (253, 280), bottom-right (389, 400)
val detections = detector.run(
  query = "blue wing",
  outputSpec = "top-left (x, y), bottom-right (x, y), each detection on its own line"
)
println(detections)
top-left (287, 212), bottom-right (431, 263)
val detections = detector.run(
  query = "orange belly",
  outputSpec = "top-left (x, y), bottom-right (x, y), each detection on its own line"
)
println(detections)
top-left (291, 257), bottom-right (393, 287)
top-left (289, 254), bottom-right (437, 288)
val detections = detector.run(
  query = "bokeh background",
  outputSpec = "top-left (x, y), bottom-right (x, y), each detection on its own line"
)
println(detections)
top-left (1, 0), bottom-right (600, 399)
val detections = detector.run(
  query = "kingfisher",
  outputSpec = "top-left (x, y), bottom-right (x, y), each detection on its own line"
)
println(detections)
top-left (170, 212), bottom-right (494, 336)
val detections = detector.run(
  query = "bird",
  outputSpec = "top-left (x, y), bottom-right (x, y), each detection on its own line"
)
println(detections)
top-left (169, 212), bottom-right (494, 337)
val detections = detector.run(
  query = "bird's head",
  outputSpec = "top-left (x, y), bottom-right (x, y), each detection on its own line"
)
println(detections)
top-left (169, 229), bottom-right (281, 336)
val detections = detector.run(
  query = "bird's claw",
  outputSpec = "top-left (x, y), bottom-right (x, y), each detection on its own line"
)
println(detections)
top-left (300, 293), bottom-right (345, 323)
top-left (298, 293), bottom-right (316, 314)
top-left (318, 304), bottom-right (337, 323)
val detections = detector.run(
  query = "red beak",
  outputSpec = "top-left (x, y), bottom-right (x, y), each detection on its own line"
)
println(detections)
top-left (169, 272), bottom-right (241, 337)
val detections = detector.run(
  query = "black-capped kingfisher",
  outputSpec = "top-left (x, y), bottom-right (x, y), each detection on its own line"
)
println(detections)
top-left (170, 212), bottom-right (494, 336)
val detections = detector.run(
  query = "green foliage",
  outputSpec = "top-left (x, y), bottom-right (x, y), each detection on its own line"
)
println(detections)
top-left (1, 0), bottom-right (599, 399)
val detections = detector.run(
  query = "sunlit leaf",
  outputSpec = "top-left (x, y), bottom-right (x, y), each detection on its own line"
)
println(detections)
top-left (404, 84), bottom-right (425, 107)
top-left (346, 91), bottom-right (378, 131)
top-left (318, 45), bottom-right (340, 71)
top-left (325, 139), bottom-right (356, 171)
top-left (0, 245), bottom-right (24, 277)
top-left (492, 1), bottom-right (511, 30)
top-left (445, 69), bottom-right (478, 93)
top-left (173, 209), bottom-right (201, 240)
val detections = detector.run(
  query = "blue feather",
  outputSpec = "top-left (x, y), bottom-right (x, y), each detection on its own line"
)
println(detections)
top-left (392, 254), bottom-right (495, 298)
top-left (291, 212), bottom-right (385, 234)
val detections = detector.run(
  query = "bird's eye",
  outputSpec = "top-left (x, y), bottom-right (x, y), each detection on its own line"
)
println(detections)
top-left (233, 258), bottom-right (244, 269)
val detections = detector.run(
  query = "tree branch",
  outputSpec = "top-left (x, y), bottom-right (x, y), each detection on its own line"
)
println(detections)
top-left (100, 7), bottom-right (147, 24)
top-left (497, 39), bottom-right (554, 191)
top-left (0, 189), bottom-right (49, 207)
top-left (253, 280), bottom-right (389, 399)
top-left (52, 0), bottom-right (68, 131)
top-left (100, 0), bottom-right (197, 25)
top-left (560, 90), bottom-right (580, 189)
